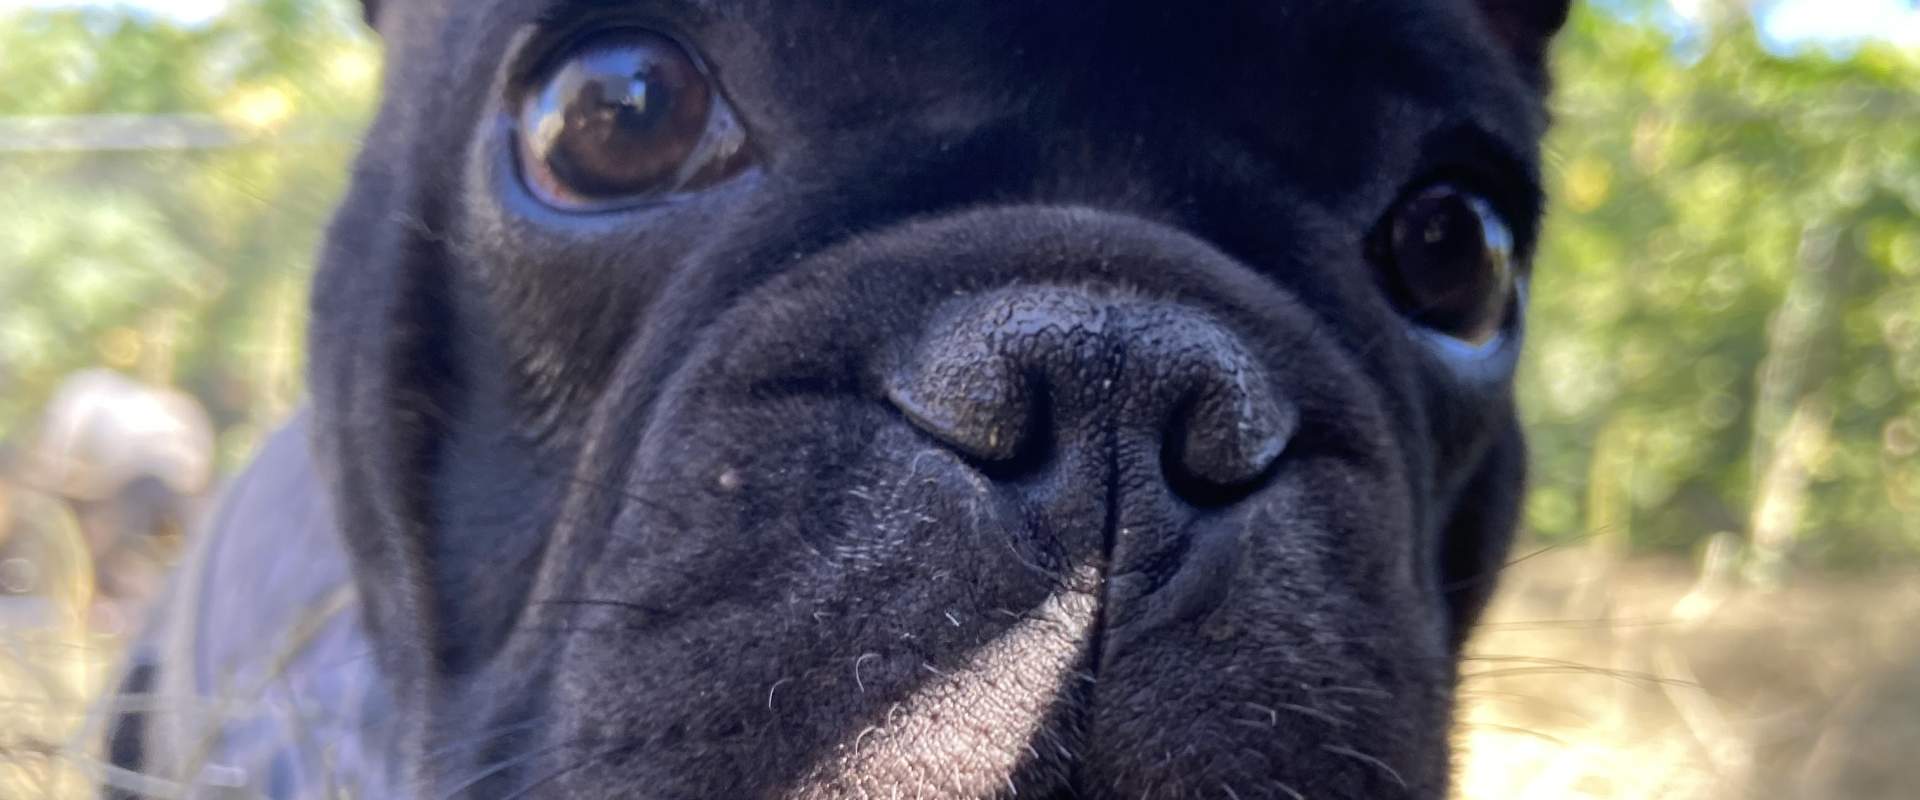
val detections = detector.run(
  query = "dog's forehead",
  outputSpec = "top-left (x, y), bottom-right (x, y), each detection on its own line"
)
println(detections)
top-left (395, 0), bottom-right (1538, 118)
top-left (381, 0), bottom-right (1546, 222)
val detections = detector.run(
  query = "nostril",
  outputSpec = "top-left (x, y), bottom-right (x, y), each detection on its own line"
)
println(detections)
top-left (885, 353), bottom-right (1037, 464)
top-left (888, 287), bottom-right (1290, 503)
top-left (1164, 367), bottom-right (1295, 506)
top-left (886, 287), bottom-right (1103, 473)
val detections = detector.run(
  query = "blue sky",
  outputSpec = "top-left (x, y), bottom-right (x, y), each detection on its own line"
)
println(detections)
top-left (3, 0), bottom-right (1918, 48)
top-left (1757, 0), bottom-right (1920, 46)
top-left (2, 0), bottom-right (229, 25)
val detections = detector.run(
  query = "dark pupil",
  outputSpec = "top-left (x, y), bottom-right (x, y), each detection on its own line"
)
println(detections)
top-left (523, 39), bottom-right (709, 198)
top-left (1390, 190), bottom-right (1510, 342)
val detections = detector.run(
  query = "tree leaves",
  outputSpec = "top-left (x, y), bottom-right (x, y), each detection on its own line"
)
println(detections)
top-left (1525, 9), bottom-right (1920, 567)
top-left (0, 1), bottom-right (377, 463)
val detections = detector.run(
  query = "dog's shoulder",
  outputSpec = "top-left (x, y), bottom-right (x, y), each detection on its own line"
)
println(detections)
top-left (104, 411), bottom-right (397, 798)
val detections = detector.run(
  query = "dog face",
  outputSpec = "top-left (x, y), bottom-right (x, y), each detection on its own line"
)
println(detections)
top-left (312, 1), bottom-right (1568, 796)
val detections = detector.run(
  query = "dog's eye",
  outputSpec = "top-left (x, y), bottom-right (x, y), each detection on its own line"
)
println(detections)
top-left (515, 30), bottom-right (748, 209)
top-left (1372, 183), bottom-right (1516, 345)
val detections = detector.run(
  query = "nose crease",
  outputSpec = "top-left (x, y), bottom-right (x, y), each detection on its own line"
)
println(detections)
top-left (885, 287), bottom-right (1292, 503)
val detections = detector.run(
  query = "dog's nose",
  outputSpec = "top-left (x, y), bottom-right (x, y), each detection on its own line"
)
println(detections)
top-left (886, 287), bottom-right (1292, 502)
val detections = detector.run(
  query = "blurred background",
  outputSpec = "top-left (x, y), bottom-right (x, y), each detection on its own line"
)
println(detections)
top-left (0, 0), bottom-right (1914, 797)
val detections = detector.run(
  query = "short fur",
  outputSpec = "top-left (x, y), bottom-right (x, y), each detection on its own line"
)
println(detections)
top-left (107, 1), bottom-right (1570, 797)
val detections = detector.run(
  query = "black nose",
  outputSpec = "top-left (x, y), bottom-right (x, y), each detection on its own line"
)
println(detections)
top-left (886, 287), bottom-right (1292, 503)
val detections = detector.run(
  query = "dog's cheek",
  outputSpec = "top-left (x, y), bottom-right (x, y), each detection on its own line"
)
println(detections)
top-left (308, 157), bottom-right (440, 675)
top-left (311, 146), bottom-right (539, 696)
top-left (1436, 417), bottom-right (1526, 648)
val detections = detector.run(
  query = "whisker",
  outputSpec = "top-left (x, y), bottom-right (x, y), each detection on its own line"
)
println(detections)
top-left (497, 743), bottom-right (635, 800)
top-left (435, 739), bottom-right (587, 800)
top-left (529, 599), bottom-right (675, 617)
top-left (1476, 616), bottom-right (1680, 631)
top-left (1455, 721), bottom-right (1572, 747)
top-left (1460, 664), bottom-right (1695, 688)
top-left (421, 720), bottom-right (545, 764)
top-left (1443, 526), bottom-right (1616, 594)
top-left (1304, 685), bottom-right (1394, 701)
top-left (1320, 743), bottom-right (1407, 790)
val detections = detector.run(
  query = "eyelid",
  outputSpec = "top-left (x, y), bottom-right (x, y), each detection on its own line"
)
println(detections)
top-left (1410, 280), bottom-right (1527, 385)
top-left (1411, 123), bottom-right (1544, 252)
top-left (530, 0), bottom-right (698, 35)
top-left (513, 4), bottom-right (715, 92)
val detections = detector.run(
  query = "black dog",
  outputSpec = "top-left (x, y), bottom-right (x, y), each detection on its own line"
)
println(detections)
top-left (105, 1), bottom-right (1571, 796)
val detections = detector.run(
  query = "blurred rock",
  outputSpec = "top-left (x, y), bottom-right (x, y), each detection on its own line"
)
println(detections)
top-left (22, 369), bottom-right (214, 503)
top-left (9, 369), bottom-right (215, 625)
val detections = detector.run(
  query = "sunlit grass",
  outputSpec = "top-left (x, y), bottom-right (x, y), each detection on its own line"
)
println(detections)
top-left (1455, 549), bottom-right (1920, 799)
top-left (4, 546), bottom-right (1917, 798)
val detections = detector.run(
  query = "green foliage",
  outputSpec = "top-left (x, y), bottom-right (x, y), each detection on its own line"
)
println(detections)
top-left (0, 0), bottom-right (378, 463)
top-left (0, 2), bottom-right (1913, 567)
top-left (1523, 10), bottom-right (1920, 566)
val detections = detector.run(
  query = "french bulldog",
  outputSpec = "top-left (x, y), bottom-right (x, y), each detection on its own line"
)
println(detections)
top-left (105, 0), bottom-right (1572, 797)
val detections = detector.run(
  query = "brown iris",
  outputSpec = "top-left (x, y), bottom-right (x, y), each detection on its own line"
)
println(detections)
top-left (515, 30), bottom-right (747, 209)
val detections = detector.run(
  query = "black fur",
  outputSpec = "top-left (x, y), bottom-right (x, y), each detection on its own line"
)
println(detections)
top-left (108, 1), bottom-right (1570, 797)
